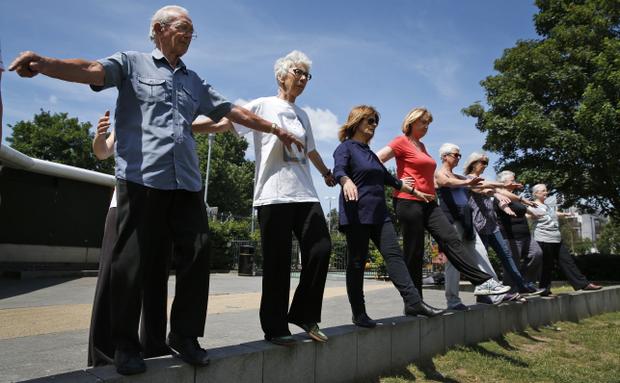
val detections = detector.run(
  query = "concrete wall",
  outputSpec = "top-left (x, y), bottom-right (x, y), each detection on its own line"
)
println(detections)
top-left (24, 286), bottom-right (620, 383)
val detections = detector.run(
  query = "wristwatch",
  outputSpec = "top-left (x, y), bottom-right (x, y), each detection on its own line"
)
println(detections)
top-left (270, 123), bottom-right (278, 134)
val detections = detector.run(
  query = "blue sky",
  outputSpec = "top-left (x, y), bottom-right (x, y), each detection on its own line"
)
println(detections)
top-left (1, 0), bottom-right (540, 214)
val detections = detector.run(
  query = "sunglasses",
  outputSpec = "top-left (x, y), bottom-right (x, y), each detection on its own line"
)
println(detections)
top-left (447, 153), bottom-right (462, 159)
top-left (366, 117), bottom-right (379, 125)
top-left (478, 160), bottom-right (489, 165)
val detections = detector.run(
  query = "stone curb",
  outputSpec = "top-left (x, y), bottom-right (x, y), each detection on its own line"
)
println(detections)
top-left (23, 286), bottom-right (620, 383)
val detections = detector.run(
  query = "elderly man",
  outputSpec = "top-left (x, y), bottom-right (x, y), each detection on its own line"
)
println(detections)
top-left (10, 5), bottom-right (302, 375)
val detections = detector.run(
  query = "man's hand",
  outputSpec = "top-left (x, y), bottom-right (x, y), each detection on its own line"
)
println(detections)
top-left (9, 51), bottom-right (44, 78)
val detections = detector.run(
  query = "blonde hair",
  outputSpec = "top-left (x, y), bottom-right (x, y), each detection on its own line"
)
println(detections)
top-left (401, 107), bottom-right (433, 136)
top-left (338, 105), bottom-right (380, 142)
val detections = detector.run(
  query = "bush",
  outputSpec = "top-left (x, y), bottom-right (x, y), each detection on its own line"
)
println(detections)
top-left (208, 219), bottom-right (251, 270)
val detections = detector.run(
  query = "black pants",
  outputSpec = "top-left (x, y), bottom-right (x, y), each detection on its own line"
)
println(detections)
top-left (256, 202), bottom-right (331, 339)
top-left (395, 199), bottom-right (492, 298)
top-left (88, 206), bottom-right (172, 366)
top-left (110, 180), bottom-right (210, 353)
top-left (538, 241), bottom-right (589, 290)
top-left (344, 222), bottom-right (421, 317)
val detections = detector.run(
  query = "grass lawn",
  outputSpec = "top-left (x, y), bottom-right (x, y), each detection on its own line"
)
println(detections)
top-left (381, 311), bottom-right (620, 383)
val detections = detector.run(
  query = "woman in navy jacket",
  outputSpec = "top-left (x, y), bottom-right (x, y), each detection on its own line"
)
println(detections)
top-left (333, 105), bottom-right (442, 327)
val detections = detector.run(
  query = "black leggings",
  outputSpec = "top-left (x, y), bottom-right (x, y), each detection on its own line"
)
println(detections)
top-left (395, 198), bottom-right (492, 298)
top-left (343, 222), bottom-right (421, 317)
top-left (256, 202), bottom-right (331, 339)
top-left (538, 241), bottom-right (589, 290)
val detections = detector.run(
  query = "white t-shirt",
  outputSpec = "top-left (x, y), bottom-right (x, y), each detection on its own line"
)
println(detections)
top-left (235, 96), bottom-right (319, 207)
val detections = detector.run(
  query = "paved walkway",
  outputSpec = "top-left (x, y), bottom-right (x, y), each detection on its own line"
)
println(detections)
top-left (0, 273), bottom-right (476, 382)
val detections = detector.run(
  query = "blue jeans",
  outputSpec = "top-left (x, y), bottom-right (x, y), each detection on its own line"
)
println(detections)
top-left (478, 230), bottom-right (528, 292)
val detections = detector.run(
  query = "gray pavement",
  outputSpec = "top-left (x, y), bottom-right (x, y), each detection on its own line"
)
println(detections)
top-left (0, 273), bottom-right (477, 382)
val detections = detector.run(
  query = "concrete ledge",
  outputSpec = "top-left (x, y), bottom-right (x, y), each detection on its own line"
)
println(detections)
top-left (24, 286), bottom-right (620, 383)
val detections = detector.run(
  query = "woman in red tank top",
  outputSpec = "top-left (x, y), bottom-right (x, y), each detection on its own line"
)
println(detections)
top-left (376, 107), bottom-right (510, 299)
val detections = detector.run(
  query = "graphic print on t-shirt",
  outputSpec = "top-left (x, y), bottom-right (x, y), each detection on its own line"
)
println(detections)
top-left (281, 111), bottom-right (308, 164)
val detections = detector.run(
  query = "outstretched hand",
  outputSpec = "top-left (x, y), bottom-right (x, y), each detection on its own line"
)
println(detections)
top-left (9, 51), bottom-right (43, 78)
top-left (274, 128), bottom-right (304, 152)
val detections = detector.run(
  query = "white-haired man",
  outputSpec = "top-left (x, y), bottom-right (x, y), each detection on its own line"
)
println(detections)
top-left (10, 5), bottom-right (303, 375)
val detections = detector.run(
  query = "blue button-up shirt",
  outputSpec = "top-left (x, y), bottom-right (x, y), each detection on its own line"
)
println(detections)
top-left (91, 49), bottom-right (232, 191)
top-left (333, 139), bottom-right (402, 227)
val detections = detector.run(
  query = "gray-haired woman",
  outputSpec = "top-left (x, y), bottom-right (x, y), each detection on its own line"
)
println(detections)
top-left (234, 50), bottom-right (335, 346)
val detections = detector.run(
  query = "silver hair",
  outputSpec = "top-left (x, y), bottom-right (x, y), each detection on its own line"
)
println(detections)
top-left (439, 143), bottom-right (460, 161)
top-left (149, 5), bottom-right (190, 43)
top-left (274, 50), bottom-right (312, 84)
top-left (532, 183), bottom-right (547, 194)
top-left (497, 170), bottom-right (515, 182)
top-left (463, 151), bottom-right (489, 174)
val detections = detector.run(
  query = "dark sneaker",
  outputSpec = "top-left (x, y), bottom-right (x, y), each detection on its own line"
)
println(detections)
top-left (167, 333), bottom-right (210, 366)
top-left (352, 313), bottom-right (377, 328)
top-left (404, 301), bottom-right (444, 317)
top-left (266, 335), bottom-right (297, 347)
top-left (447, 303), bottom-right (469, 311)
top-left (114, 349), bottom-right (146, 375)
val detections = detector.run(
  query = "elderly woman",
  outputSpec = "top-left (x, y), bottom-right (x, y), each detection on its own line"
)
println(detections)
top-left (495, 171), bottom-right (544, 287)
top-left (235, 50), bottom-right (335, 345)
top-left (462, 152), bottom-right (543, 296)
top-left (334, 105), bottom-right (442, 327)
top-left (531, 184), bottom-right (601, 295)
top-left (434, 143), bottom-right (513, 310)
top-left (376, 107), bottom-right (510, 297)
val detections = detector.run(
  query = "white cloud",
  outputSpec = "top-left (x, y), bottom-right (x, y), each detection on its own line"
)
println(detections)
top-left (48, 95), bottom-right (58, 105)
top-left (302, 106), bottom-right (339, 142)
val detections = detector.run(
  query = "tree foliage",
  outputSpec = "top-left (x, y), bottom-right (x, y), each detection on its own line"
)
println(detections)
top-left (7, 110), bottom-right (114, 174)
top-left (462, 0), bottom-right (620, 217)
top-left (598, 217), bottom-right (620, 254)
top-left (196, 131), bottom-right (255, 218)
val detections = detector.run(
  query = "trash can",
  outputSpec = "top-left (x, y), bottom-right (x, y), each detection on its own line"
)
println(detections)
top-left (238, 244), bottom-right (255, 276)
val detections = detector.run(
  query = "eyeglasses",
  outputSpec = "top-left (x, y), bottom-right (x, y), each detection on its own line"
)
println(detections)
top-left (367, 117), bottom-right (379, 126)
top-left (447, 153), bottom-right (462, 159)
top-left (167, 22), bottom-right (197, 40)
top-left (290, 68), bottom-right (312, 80)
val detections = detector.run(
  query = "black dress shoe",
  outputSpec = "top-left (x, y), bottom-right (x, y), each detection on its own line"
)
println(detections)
top-left (352, 313), bottom-right (377, 328)
top-left (167, 333), bottom-right (210, 366)
top-left (404, 301), bottom-right (444, 317)
top-left (114, 349), bottom-right (146, 375)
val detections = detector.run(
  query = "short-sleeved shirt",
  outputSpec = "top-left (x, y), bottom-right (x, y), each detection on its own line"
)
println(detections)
top-left (234, 96), bottom-right (319, 206)
top-left (388, 135), bottom-right (436, 201)
top-left (333, 139), bottom-right (402, 227)
top-left (532, 203), bottom-right (562, 243)
top-left (91, 49), bottom-right (232, 192)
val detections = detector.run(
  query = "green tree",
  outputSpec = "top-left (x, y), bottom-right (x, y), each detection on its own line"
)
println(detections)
top-left (7, 110), bottom-right (114, 174)
top-left (196, 131), bottom-right (255, 218)
top-left (462, 0), bottom-right (620, 218)
top-left (598, 217), bottom-right (620, 254)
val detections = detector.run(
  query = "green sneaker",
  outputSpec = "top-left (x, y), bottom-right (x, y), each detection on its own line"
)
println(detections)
top-left (298, 323), bottom-right (328, 343)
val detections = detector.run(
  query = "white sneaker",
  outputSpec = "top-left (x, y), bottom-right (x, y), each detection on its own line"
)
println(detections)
top-left (474, 279), bottom-right (511, 296)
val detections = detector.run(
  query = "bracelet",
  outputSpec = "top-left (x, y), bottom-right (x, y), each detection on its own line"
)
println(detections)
top-left (270, 123), bottom-right (278, 134)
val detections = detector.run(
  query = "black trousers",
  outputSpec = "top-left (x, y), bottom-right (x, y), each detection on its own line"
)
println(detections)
top-left (256, 202), bottom-right (331, 339)
top-left (538, 241), bottom-right (589, 290)
top-left (394, 199), bottom-right (492, 298)
top-left (110, 180), bottom-right (210, 353)
top-left (343, 222), bottom-right (421, 317)
top-left (88, 206), bottom-right (172, 366)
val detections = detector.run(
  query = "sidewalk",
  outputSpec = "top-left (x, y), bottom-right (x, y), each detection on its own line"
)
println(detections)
top-left (0, 273), bottom-right (477, 382)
